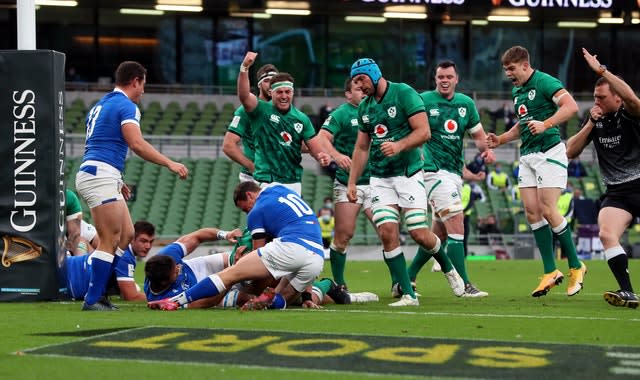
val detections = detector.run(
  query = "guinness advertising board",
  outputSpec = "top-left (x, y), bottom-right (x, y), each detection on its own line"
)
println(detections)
top-left (0, 50), bottom-right (66, 301)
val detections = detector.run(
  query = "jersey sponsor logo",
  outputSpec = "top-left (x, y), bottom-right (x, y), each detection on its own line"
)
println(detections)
top-left (528, 89), bottom-right (536, 100)
top-left (374, 124), bottom-right (388, 138)
top-left (128, 263), bottom-right (135, 277)
top-left (458, 107), bottom-right (466, 118)
top-left (322, 116), bottom-right (332, 126)
top-left (280, 131), bottom-right (293, 146)
top-left (270, 114), bottom-right (281, 123)
top-left (517, 104), bottom-right (528, 117)
top-left (444, 119), bottom-right (458, 134)
top-left (387, 106), bottom-right (397, 118)
top-left (362, 115), bottom-right (370, 123)
top-left (294, 122), bottom-right (303, 133)
top-left (598, 134), bottom-right (621, 149)
top-left (350, 118), bottom-right (359, 126)
top-left (429, 109), bottom-right (440, 117)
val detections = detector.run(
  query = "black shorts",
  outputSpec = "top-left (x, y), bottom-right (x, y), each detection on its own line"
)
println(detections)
top-left (601, 178), bottom-right (640, 219)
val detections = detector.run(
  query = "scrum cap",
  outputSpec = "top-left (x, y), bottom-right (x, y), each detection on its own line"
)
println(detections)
top-left (350, 58), bottom-right (382, 85)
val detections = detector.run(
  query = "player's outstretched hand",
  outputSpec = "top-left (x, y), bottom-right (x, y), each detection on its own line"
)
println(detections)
top-left (168, 161), bottom-right (189, 179)
top-left (225, 228), bottom-right (242, 243)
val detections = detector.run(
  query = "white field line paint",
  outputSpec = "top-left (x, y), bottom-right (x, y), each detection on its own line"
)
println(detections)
top-left (607, 352), bottom-right (640, 359)
top-left (288, 308), bottom-right (640, 322)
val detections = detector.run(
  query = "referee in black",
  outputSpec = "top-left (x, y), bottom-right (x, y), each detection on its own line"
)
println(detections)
top-left (567, 48), bottom-right (640, 309)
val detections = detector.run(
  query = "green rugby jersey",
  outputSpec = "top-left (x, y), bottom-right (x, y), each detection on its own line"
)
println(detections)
top-left (65, 189), bottom-right (82, 218)
top-left (421, 90), bottom-right (481, 176)
top-left (227, 105), bottom-right (255, 176)
top-left (358, 81), bottom-right (427, 178)
top-left (512, 70), bottom-right (564, 155)
top-left (248, 100), bottom-right (317, 184)
top-left (321, 102), bottom-right (370, 186)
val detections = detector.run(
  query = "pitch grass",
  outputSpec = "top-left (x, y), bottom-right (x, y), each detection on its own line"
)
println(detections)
top-left (1, 258), bottom-right (639, 380)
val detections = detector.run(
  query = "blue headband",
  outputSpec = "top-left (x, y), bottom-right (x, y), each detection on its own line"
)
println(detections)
top-left (350, 58), bottom-right (382, 85)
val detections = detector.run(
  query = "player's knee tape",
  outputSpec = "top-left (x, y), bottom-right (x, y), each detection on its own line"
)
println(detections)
top-left (438, 204), bottom-right (463, 222)
top-left (372, 206), bottom-right (400, 228)
top-left (403, 209), bottom-right (428, 231)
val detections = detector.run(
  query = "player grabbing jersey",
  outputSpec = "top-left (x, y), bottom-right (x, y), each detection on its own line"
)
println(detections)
top-left (148, 182), bottom-right (326, 311)
top-left (144, 227), bottom-right (242, 309)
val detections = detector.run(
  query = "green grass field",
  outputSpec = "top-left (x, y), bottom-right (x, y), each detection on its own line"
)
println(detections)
top-left (2, 258), bottom-right (639, 379)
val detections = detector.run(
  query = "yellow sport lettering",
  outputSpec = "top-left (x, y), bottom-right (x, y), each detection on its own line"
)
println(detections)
top-left (92, 332), bottom-right (187, 349)
top-left (267, 338), bottom-right (369, 358)
top-left (178, 334), bottom-right (280, 353)
top-left (468, 347), bottom-right (551, 368)
top-left (365, 345), bottom-right (459, 364)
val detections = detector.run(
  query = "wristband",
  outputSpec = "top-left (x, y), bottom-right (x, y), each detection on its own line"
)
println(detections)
top-left (301, 291), bottom-right (312, 302)
top-left (597, 65), bottom-right (607, 77)
top-left (216, 230), bottom-right (228, 240)
top-left (239, 64), bottom-right (249, 73)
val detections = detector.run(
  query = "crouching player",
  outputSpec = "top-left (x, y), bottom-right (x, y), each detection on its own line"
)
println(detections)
top-left (148, 182), bottom-right (326, 311)
top-left (144, 227), bottom-right (242, 308)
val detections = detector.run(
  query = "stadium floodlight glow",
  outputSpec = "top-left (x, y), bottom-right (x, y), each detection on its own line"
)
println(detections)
top-left (383, 12), bottom-right (427, 20)
top-left (471, 19), bottom-right (489, 26)
top-left (266, 8), bottom-right (311, 15)
top-left (597, 17), bottom-right (624, 24)
top-left (156, 0), bottom-right (202, 12)
top-left (155, 5), bottom-right (202, 12)
top-left (266, 1), bottom-right (309, 9)
top-left (557, 21), bottom-right (597, 28)
top-left (487, 15), bottom-right (530, 22)
top-left (230, 12), bottom-right (272, 19)
top-left (598, 10), bottom-right (624, 24)
top-left (345, 15), bottom-right (386, 23)
top-left (120, 8), bottom-right (165, 16)
top-left (384, 5), bottom-right (425, 13)
top-left (487, 8), bottom-right (529, 23)
top-left (35, 0), bottom-right (78, 6)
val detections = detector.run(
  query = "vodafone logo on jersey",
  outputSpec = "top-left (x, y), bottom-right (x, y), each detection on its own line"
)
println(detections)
top-left (279, 131), bottom-right (292, 146)
top-left (374, 124), bottom-right (388, 138)
top-left (517, 104), bottom-right (528, 117)
top-left (444, 119), bottom-right (458, 134)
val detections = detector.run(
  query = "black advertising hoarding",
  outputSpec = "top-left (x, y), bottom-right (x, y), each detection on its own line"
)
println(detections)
top-left (0, 50), bottom-right (66, 301)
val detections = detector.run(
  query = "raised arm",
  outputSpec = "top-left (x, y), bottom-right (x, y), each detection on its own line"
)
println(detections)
top-left (583, 47), bottom-right (640, 117)
top-left (237, 51), bottom-right (259, 113)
